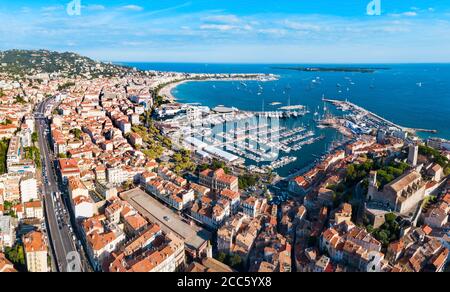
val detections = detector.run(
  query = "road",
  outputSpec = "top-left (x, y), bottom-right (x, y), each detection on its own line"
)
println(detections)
top-left (34, 97), bottom-right (87, 272)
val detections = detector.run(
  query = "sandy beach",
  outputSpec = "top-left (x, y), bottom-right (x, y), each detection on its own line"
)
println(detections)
top-left (158, 75), bottom-right (278, 103)
top-left (158, 80), bottom-right (188, 102)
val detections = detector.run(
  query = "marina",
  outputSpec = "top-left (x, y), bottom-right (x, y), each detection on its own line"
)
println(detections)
top-left (267, 156), bottom-right (298, 170)
top-left (162, 101), bottom-right (327, 171)
top-left (153, 63), bottom-right (450, 178)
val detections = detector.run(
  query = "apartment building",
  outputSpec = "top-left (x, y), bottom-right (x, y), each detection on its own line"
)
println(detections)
top-left (199, 168), bottom-right (239, 192)
top-left (23, 231), bottom-right (48, 272)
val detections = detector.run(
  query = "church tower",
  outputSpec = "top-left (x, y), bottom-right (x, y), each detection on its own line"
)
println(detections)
top-left (408, 144), bottom-right (418, 167)
top-left (367, 171), bottom-right (378, 201)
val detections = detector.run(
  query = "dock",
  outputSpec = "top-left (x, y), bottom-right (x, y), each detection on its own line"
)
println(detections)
top-left (322, 98), bottom-right (437, 135)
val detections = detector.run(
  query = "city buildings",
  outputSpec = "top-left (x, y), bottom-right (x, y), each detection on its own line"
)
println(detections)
top-left (59, 158), bottom-right (81, 182)
top-left (20, 176), bottom-right (38, 203)
top-left (0, 252), bottom-right (16, 272)
top-left (23, 231), bottom-right (48, 272)
top-left (0, 216), bottom-right (15, 249)
top-left (109, 231), bottom-right (185, 272)
top-left (199, 168), bottom-right (239, 193)
top-left (0, 51), bottom-right (449, 274)
top-left (367, 169), bottom-right (426, 215)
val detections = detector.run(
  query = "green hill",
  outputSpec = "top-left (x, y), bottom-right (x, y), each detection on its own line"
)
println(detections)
top-left (0, 49), bottom-right (137, 78)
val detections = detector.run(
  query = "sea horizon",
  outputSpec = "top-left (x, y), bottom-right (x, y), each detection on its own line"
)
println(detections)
top-left (117, 61), bottom-right (450, 66)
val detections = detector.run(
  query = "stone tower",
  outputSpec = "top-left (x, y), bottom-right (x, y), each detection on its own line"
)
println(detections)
top-left (367, 171), bottom-right (378, 201)
top-left (408, 144), bottom-right (418, 167)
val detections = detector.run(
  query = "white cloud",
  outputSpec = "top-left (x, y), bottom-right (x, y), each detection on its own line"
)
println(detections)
top-left (119, 5), bottom-right (144, 12)
top-left (403, 11), bottom-right (418, 16)
top-left (283, 20), bottom-right (322, 32)
top-left (4, 4), bottom-right (450, 63)
top-left (390, 11), bottom-right (418, 17)
top-left (200, 24), bottom-right (235, 31)
top-left (41, 5), bottom-right (64, 12)
top-left (203, 14), bottom-right (240, 24)
top-left (258, 28), bottom-right (288, 36)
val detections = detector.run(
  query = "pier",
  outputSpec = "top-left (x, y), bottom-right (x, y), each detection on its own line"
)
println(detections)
top-left (322, 98), bottom-right (438, 135)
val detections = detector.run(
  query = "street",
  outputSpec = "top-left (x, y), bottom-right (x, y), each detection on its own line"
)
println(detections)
top-left (35, 97), bottom-right (87, 272)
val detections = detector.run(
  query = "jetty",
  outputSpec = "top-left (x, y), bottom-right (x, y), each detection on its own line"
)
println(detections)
top-left (322, 98), bottom-right (437, 135)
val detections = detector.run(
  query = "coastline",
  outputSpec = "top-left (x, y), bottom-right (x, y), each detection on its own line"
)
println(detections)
top-left (158, 80), bottom-right (188, 102)
top-left (158, 75), bottom-right (279, 103)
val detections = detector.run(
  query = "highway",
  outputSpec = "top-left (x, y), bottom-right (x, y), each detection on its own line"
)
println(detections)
top-left (35, 97), bottom-right (88, 272)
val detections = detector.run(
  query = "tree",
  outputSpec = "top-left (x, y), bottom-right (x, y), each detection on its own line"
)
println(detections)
top-left (228, 254), bottom-right (242, 269)
top-left (239, 174), bottom-right (258, 189)
top-left (31, 132), bottom-right (38, 143)
top-left (216, 252), bottom-right (227, 263)
top-left (4, 244), bottom-right (26, 272)
top-left (70, 128), bottom-right (83, 140)
top-left (24, 146), bottom-right (41, 168)
top-left (172, 149), bottom-right (195, 174)
top-left (419, 145), bottom-right (450, 170)
top-left (385, 213), bottom-right (397, 223)
top-left (0, 139), bottom-right (10, 174)
top-left (13, 95), bottom-right (26, 104)
top-left (57, 82), bottom-right (75, 91)
top-left (370, 213), bottom-right (400, 248)
top-left (122, 180), bottom-right (134, 190)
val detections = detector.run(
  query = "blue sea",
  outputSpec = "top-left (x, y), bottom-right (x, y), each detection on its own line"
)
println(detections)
top-left (123, 62), bottom-right (450, 176)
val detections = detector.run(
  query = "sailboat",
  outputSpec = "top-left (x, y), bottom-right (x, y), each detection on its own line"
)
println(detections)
top-left (314, 105), bottom-right (320, 118)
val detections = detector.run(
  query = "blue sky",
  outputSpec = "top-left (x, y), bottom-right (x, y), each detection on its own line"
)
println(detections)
top-left (1, 0), bottom-right (450, 63)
